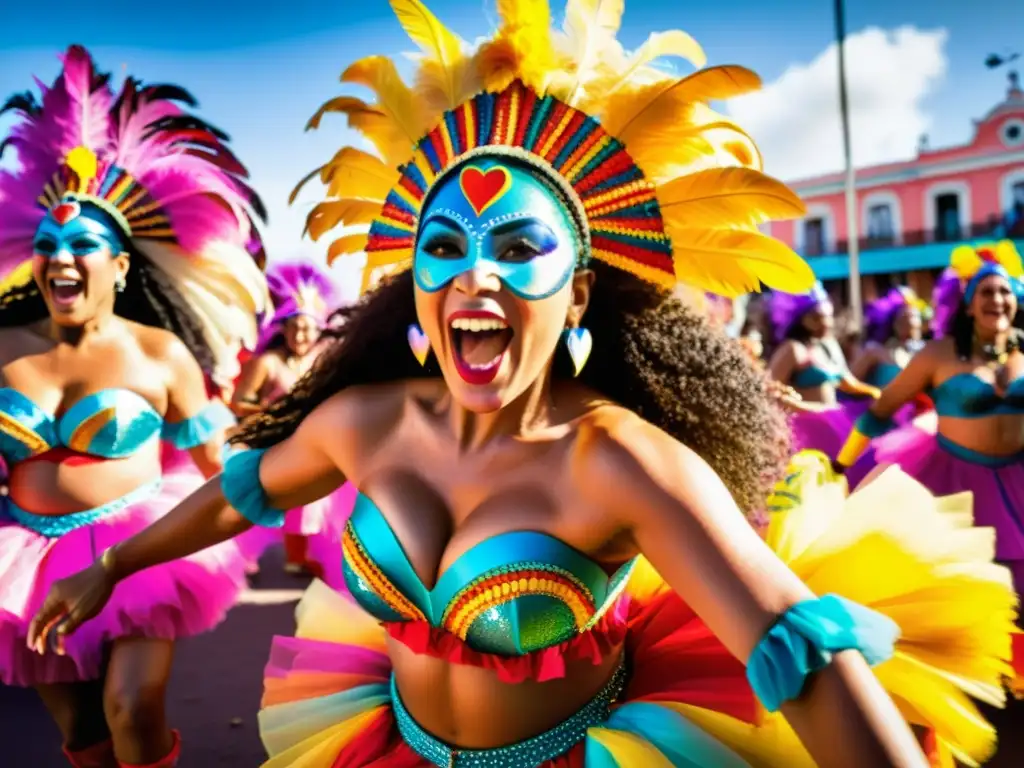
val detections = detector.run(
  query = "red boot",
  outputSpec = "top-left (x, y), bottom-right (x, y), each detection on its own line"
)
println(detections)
top-left (63, 739), bottom-right (116, 768)
top-left (116, 730), bottom-right (181, 768)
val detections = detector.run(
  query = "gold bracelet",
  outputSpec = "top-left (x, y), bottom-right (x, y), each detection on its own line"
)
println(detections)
top-left (99, 546), bottom-right (118, 577)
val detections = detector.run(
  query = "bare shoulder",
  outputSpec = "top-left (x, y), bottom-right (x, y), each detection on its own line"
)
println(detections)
top-left (303, 379), bottom-right (433, 463)
top-left (571, 403), bottom-right (709, 522)
top-left (919, 336), bottom-right (953, 364)
top-left (0, 326), bottom-right (44, 368)
top-left (128, 322), bottom-right (192, 366)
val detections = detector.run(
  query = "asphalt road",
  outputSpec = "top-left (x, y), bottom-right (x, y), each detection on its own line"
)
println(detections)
top-left (0, 546), bottom-right (304, 767)
top-left (2, 545), bottom-right (1021, 767)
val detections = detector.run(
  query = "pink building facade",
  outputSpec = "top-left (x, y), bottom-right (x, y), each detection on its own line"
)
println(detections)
top-left (765, 74), bottom-right (1024, 304)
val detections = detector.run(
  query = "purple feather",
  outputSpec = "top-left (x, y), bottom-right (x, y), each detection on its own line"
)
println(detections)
top-left (863, 287), bottom-right (917, 344)
top-left (769, 282), bottom-right (830, 343)
top-left (0, 45), bottom-right (264, 282)
top-left (255, 260), bottom-right (342, 353)
top-left (930, 269), bottom-right (963, 339)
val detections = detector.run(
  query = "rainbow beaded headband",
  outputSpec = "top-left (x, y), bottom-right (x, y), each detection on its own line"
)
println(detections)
top-left (37, 146), bottom-right (173, 241)
top-left (363, 81), bottom-right (673, 289)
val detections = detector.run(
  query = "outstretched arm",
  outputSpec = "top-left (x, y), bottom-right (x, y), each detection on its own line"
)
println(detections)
top-left (583, 420), bottom-right (927, 768)
top-left (231, 354), bottom-right (272, 417)
top-left (27, 395), bottom-right (349, 651)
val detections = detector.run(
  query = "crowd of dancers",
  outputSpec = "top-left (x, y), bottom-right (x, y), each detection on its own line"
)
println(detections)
top-left (0, 1), bottom-right (1022, 766)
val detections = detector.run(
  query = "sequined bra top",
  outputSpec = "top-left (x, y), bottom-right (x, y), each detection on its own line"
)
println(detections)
top-left (929, 374), bottom-right (1024, 419)
top-left (342, 495), bottom-right (637, 657)
top-left (791, 364), bottom-right (843, 389)
top-left (0, 387), bottom-right (234, 463)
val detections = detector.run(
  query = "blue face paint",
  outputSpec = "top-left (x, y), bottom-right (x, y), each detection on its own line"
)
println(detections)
top-left (33, 206), bottom-right (124, 260)
top-left (413, 159), bottom-right (580, 300)
top-left (964, 263), bottom-right (1022, 304)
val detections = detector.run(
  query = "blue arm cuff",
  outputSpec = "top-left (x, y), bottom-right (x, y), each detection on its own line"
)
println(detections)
top-left (854, 411), bottom-right (895, 438)
top-left (161, 401), bottom-right (237, 450)
top-left (221, 448), bottom-right (286, 528)
top-left (746, 594), bottom-right (899, 712)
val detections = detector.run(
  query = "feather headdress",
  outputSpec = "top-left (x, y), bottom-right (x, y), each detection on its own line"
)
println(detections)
top-left (257, 259), bottom-right (342, 352)
top-left (294, 0), bottom-right (814, 298)
top-left (863, 286), bottom-right (927, 344)
top-left (769, 282), bottom-right (830, 343)
top-left (0, 46), bottom-right (270, 381)
top-left (932, 241), bottom-right (1023, 338)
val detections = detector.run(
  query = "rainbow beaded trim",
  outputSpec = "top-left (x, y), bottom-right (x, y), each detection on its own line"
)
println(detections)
top-left (442, 563), bottom-right (597, 641)
top-left (365, 80), bottom-right (676, 289)
top-left (342, 519), bottom-right (427, 621)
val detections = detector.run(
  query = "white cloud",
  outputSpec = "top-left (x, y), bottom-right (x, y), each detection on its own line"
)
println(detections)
top-left (727, 26), bottom-right (948, 182)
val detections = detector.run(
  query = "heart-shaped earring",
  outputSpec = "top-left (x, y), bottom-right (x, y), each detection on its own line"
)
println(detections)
top-left (563, 326), bottom-right (592, 377)
top-left (407, 323), bottom-right (431, 367)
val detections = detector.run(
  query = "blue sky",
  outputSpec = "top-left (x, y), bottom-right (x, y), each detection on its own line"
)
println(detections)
top-left (2, 0), bottom-right (1020, 296)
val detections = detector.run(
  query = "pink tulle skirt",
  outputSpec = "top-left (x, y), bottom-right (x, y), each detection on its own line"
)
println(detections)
top-left (0, 471), bottom-right (248, 686)
top-left (301, 484), bottom-right (357, 591)
top-left (873, 428), bottom-right (1024, 590)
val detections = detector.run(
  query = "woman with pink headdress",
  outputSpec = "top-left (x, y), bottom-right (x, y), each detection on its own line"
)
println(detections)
top-left (766, 283), bottom-right (882, 461)
top-left (231, 260), bottom-right (356, 578)
top-left (0, 47), bottom-right (268, 767)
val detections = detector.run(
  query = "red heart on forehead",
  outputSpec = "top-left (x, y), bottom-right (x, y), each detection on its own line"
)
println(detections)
top-left (458, 165), bottom-right (512, 217)
top-left (51, 201), bottom-right (81, 226)
top-left (978, 248), bottom-right (997, 263)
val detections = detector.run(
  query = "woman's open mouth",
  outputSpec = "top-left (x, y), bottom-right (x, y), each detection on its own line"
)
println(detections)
top-left (449, 311), bottom-right (514, 385)
top-left (48, 277), bottom-right (84, 308)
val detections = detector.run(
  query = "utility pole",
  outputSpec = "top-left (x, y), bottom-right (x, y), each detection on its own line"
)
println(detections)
top-left (835, 0), bottom-right (861, 328)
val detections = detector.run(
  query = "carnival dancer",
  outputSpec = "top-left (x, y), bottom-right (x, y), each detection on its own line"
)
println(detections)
top-left (767, 283), bottom-right (882, 462)
top-left (0, 46), bottom-right (268, 767)
top-left (836, 241), bottom-right (1024, 709)
top-left (231, 259), bottom-right (357, 578)
top-left (23, 2), bottom-right (1019, 766)
top-left (851, 287), bottom-right (927, 395)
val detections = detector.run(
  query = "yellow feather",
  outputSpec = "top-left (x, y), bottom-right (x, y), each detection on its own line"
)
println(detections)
top-left (289, 165), bottom-right (326, 206)
top-left (0, 259), bottom-right (35, 295)
top-left (668, 227), bottom-right (815, 296)
top-left (304, 96), bottom-right (412, 166)
top-left (390, 0), bottom-right (471, 112)
top-left (602, 65), bottom-right (761, 140)
top-left (319, 148), bottom-right (398, 201)
top-left (478, 0), bottom-right (556, 93)
top-left (341, 56), bottom-right (429, 146)
top-left (595, 29), bottom-right (706, 100)
top-left (326, 233), bottom-right (370, 265)
top-left (657, 168), bottom-right (805, 230)
top-left (557, 0), bottom-right (625, 106)
top-left (305, 199), bottom-right (383, 241)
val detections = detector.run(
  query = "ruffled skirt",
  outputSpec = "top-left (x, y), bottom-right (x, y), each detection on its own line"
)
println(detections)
top-left (257, 456), bottom-right (1018, 767)
top-left (0, 469), bottom-right (248, 686)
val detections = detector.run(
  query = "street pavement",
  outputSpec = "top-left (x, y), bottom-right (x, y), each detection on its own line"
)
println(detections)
top-left (0, 546), bottom-right (304, 767)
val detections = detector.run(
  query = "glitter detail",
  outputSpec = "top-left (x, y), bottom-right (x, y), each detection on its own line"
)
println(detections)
top-left (342, 521), bottom-right (426, 621)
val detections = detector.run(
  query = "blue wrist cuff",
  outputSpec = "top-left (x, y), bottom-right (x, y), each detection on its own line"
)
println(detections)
top-left (746, 594), bottom-right (899, 712)
top-left (161, 401), bottom-right (236, 449)
top-left (854, 411), bottom-right (895, 438)
top-left (221, 448), bottom-right (286, 528)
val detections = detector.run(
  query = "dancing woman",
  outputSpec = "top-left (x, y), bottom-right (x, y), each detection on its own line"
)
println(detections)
top-left (23, 3), bottom-right (1017, 766)
top-left (0, 47), bottom-right (268, 767)
top-left (232, 260), bottom-right (355, 577)
top-left (767, 284), bottom-right (882, 461)
top-left (850, 287), bottom-right (926, 392)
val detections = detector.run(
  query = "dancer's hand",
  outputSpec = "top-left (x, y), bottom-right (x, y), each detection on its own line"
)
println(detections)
top-left (27, 557), bottom-right (116, 655)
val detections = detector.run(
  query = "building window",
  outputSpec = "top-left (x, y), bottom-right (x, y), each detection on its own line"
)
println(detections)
top-left (933, 193), bottom-right (961, 242)
top-left (1002, 119), bottom-right (1024, 148)
top-left (803, 218), bottom-right (825, 256)
top-left (1009, 181), bottom-right (1024, 237)
top-left (866, 203), bottom-right (895, 244)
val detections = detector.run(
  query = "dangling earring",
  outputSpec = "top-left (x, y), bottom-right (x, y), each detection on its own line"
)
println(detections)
top-left (407, 323), bottom-right (431, 367)
top-left (563, 326), bottom-right (592, 377)
top-left (114, 275), bottom-right (126, 293)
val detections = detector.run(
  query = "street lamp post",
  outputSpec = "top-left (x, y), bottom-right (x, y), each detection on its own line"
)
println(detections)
top-left (834, 0), bottom-right (861, 329)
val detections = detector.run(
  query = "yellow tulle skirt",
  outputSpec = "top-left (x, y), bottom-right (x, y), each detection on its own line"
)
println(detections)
top-left (257, 452), bottom-right (1019, 767)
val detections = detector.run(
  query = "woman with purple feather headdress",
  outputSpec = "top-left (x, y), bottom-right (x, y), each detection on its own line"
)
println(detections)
top-left (0, 46), bottom-right (270, 767)
top-left (766, 282), bottom-right (883, 462)
top-left (230, 259), bottom-right (356, 579)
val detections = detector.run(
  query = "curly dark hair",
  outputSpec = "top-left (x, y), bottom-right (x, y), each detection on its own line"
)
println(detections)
top-left (0, 248), bottom-right (217, 374)
top-left (233, 264), bottom-right (791, 516)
